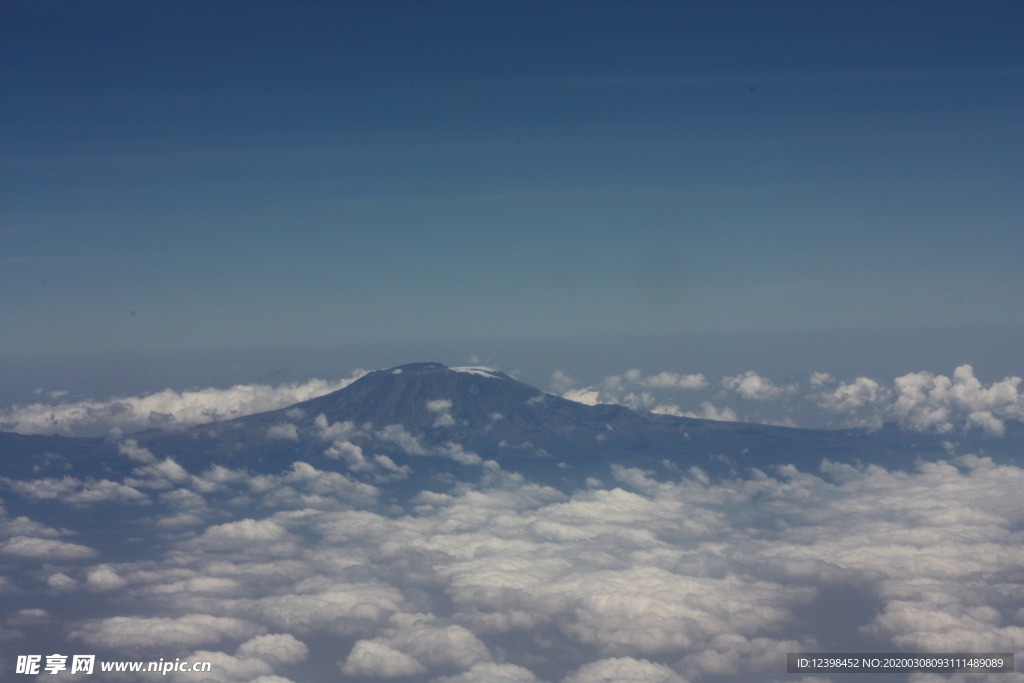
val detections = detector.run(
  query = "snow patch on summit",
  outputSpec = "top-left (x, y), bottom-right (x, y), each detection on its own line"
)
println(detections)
top-left (451, 366), bottom-right (502, 379)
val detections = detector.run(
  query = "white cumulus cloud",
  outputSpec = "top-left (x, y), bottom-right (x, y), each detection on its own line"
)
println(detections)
top-left (427, 399), bottom-right (456, 427)
top-left (341, 639), bottom-right (426, 678)
top-left (70, 614), bottom-right (264, 650)
top-left (891, 365), bottom-right (1023, 436)
top-left (0, 535), bottom-right (97, 560)
top-left (722, 371), bottom-right (796, 401)
top-left (563, 657), bottom-right (688, 683)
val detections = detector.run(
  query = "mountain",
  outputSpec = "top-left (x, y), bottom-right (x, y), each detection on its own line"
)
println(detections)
top-left (3, 362), bottom-right (1018, 491)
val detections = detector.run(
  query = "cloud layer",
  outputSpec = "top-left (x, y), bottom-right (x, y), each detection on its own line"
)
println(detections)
top-left (2, 438), bottom-right (1021, 681)
top-left (557, 364), bottom-right (1023, 436)
top-left (0, 372), bottom-right (367, 437)
top-left (1, 364), bottom-right (1021, 680)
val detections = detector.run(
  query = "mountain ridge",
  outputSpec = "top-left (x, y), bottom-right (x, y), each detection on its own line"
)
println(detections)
top-left (3, 362), bottom-right (1019, 488)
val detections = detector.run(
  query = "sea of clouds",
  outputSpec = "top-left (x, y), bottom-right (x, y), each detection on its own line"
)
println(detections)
top-left (1, 432), bottom-right (1022, 681)
top-left (1, 363), bottom-right (1022, 681)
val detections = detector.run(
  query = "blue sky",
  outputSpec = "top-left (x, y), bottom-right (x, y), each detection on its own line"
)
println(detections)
top-left (1, 1), bottom-right (1021, 382)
